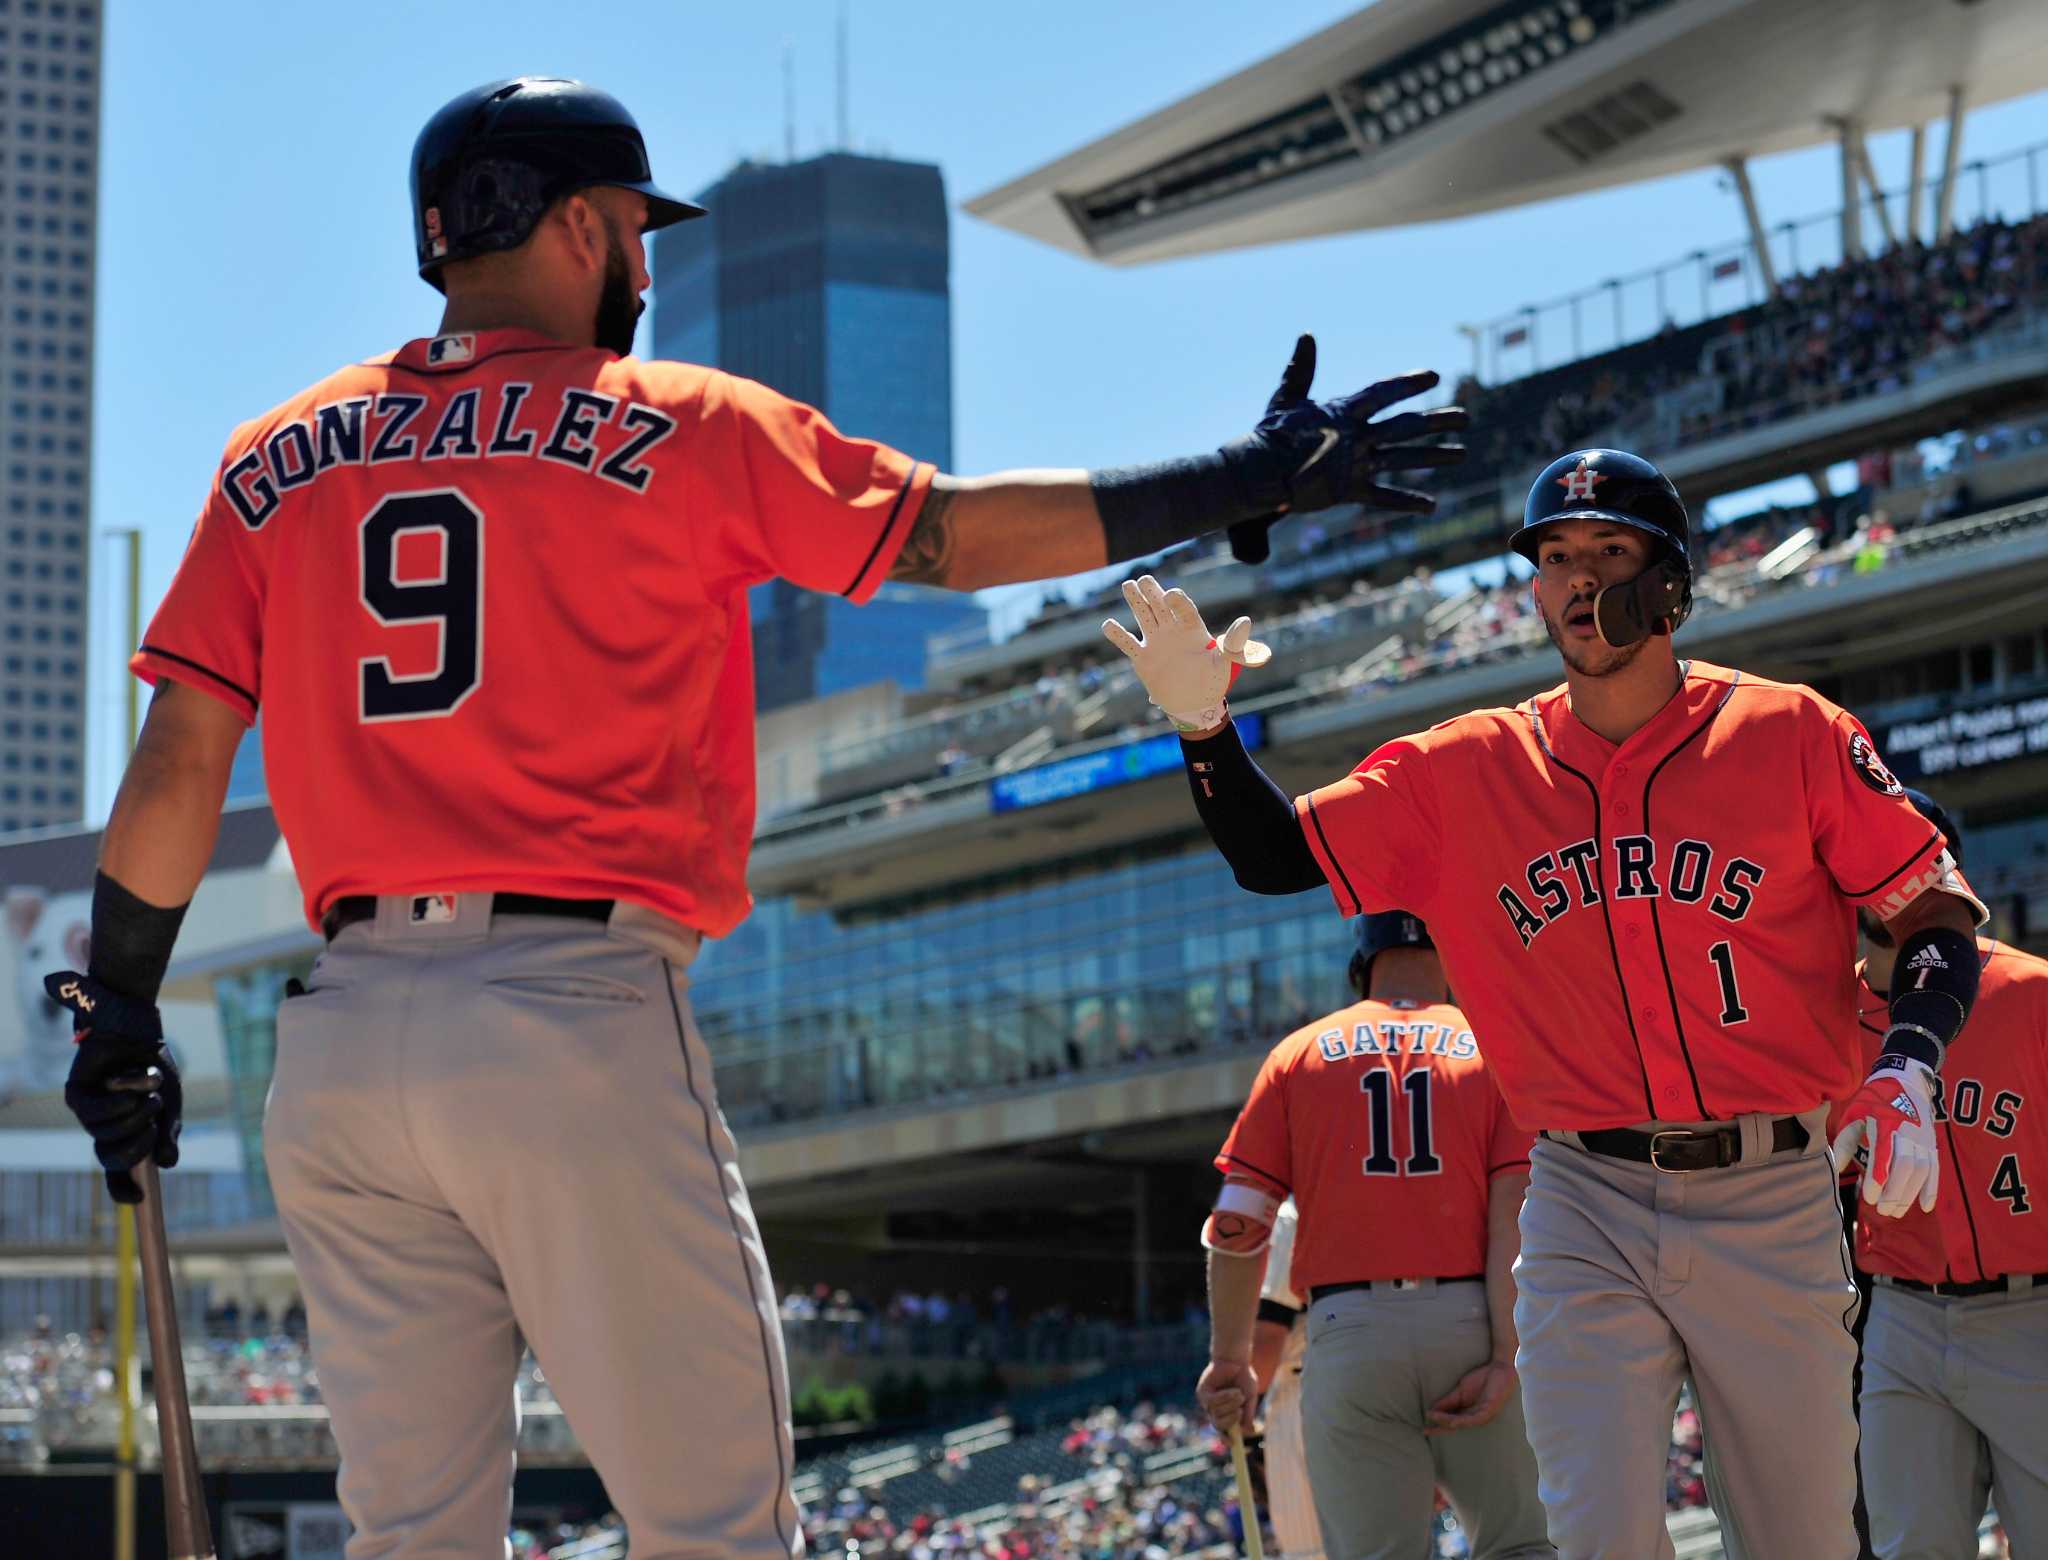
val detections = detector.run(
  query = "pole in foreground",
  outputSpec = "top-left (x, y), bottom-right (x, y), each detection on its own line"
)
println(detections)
top-left (1228, 1424), bottom-right (1265, 1560)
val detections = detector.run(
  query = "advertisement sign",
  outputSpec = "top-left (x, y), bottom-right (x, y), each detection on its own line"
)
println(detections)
top-left (990, 714), bottom-right (1266, 814)
top-left (1882, 692), bottom-right (2048, 782)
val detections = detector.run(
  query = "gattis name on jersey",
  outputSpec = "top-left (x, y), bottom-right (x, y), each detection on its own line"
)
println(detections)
top-left (220, 383), bottom-right (681, 529)
top-left (1316, 1020), bottom-right (1479, 1061)
top-left (1495, 835), bottom-right (1767, 948)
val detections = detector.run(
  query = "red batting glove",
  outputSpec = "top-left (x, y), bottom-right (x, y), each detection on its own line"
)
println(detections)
top-left (1830, 1057), bottom-right (1939, 1218)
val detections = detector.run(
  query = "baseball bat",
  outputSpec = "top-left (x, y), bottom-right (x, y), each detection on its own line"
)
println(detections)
top-left (113, 1071), bottom-right (217, 1560)
top-left (1228, 1424), bottom-right (1266, 1560)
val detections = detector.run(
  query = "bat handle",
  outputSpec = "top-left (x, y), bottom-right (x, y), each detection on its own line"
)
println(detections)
top-left (1229, 1423), bottom-right (1265, 1560)
top-left (130, 1154), bottom-right (218, 1560)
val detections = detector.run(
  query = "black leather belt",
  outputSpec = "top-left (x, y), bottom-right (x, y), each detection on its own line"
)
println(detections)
top-left (1884, 1271), bottom-right (2047, 1299)
top-left (1308, 1276), bottom-right (1483, 1302)
top-left (1571, 1115), bottom-right (1808, 1172)
top-left (322, 892), bottom-right (614, 941)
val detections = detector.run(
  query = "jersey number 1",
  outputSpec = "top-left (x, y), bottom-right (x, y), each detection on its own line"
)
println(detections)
top-left (358, 490), bottom-right (484, 722)
top-left (1360, 1067), bottom-right (1442, 1177)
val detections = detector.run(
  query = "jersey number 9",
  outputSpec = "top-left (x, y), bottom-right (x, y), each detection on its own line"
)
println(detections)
top-left (358, 490), bottom-right (484, 723)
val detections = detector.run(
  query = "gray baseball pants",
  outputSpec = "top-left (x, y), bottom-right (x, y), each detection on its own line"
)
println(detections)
top-left (1859, 1279), bottom-right (2048, 1557)
top-left (1299, 1282), bottom-right (1552, 1560)
top-left (1515, 1123), bottom-right (1859, 1560)
top-left (263, 894), bottom-right (801, 1560)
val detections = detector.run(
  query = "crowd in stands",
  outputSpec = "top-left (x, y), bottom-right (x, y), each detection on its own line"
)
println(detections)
top-left (10, 1313), bottom-right (1974, 1556)
top-left (951, 213), bottom-right (2048, 712)
top-left (778, 1283), bottom-right (1209, 1369)
top-left (1459, 212), bottom-right (2048, 489)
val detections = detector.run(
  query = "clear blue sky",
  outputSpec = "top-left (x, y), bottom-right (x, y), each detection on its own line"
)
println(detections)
top-left (85, 1), bottom-right (2048, 814)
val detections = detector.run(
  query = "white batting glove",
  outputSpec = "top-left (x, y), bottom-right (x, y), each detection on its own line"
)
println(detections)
top-left (1830, 1056), bottom-right (1940, 1218)
top-left (1101, 575), bottom-right (1271, 733)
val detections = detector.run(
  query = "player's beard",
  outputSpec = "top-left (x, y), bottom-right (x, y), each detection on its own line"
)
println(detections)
top-left (593, 220), bottom-right (643, 357)
top-left (1540, 593), bottom-right (1648, 678)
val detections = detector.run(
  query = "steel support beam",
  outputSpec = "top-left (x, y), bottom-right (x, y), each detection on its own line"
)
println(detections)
top-left (1906, 124), bottom-right (1927, 242)
top-left (1935, 86), bottom-right (1967, 240)
top-left (1856, 134), bottom-right (1897, 248)
top-left (1724, 155), bottom-right (1780, 294)
top-left (1836, 120), bottom-right (1865, 261)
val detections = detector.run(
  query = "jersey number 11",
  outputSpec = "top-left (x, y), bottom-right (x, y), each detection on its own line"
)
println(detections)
top-left (1360, 1067), bottom-right (1443, 1177)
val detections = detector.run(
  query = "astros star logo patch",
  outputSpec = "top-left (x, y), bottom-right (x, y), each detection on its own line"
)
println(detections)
top-left (1558, 458), bottom-right (1605, 503)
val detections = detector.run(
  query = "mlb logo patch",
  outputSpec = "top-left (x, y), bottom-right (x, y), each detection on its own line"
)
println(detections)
top-left (427, 333), bottom-right (474, 365)
top-left (410, 894), bottom-right (459, 925)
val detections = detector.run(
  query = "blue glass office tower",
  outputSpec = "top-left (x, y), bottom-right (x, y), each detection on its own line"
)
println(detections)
top-left (651, 152), bottom-right (980, 709)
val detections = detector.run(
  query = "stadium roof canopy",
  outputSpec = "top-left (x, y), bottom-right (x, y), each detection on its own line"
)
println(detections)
top-left (967, 0), bottom-right (2048, 264)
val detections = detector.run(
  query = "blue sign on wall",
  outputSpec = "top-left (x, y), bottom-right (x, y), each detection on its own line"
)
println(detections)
top-left (990, 713), bottom-right (1266, 814)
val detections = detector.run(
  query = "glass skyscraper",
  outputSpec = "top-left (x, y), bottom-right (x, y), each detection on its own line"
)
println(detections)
top-left (650, 151), bottom-right (981, 710)
top-left (0, 0), bottom-right (99, 832)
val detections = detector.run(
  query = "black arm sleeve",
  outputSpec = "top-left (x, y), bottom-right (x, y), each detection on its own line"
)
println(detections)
top-left (1182, 719), bottom-right (1327, 895)
top-left (1883, 923), bottom-right (1981, 1069)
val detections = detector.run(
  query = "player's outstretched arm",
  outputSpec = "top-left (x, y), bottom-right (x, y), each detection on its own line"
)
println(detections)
top-left (888, 336), bottom-right (1466, 591)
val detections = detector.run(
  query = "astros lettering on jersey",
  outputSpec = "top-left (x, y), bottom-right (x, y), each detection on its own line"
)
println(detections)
top-left (1294, 663), bottom-right (1985, 1130)
top-left (1851, 938), bottom-right (2048, 1284)
top-left (1218, 997), bottom-right (1532, 1292)
top-left (132, 330), bottom-right (932, 935)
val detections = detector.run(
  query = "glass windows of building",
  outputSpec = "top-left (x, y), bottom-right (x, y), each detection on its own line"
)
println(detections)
top-left (0, 4), bottom-right (94, 828)
top-left (689, 839), bottom-right (1349, 1129)
top-left (651, 153), bottom-right (961, 713)
top-left (212, 956), bottom-right (316, 1219)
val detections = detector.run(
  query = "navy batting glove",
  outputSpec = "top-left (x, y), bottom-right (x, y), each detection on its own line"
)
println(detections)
top-left (45, 971), bottom-right (181, 1205)
top-left (1224, 334), bottom-right (1469, 565)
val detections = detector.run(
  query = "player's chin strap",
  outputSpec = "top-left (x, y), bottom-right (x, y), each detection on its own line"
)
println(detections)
top-left (1594, 556), bottom-right (1692, 649)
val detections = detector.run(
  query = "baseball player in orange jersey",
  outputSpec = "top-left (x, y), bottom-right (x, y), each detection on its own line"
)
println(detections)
top-left (1197, 912), bottom-right (1551, 1560)
top-left (1106, 447), bottom-right (1990, 1560)
top-left (1834, 791), bottom-right (2048, 1557)
top-left (1246, 1198), bottom-right (1324, 1560)
top-left (42, 77), bottom-right (1469, 1560)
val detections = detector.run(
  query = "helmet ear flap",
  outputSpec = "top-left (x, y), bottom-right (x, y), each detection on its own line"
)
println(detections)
top-left (1594, 555), bottom-right (1691, 647)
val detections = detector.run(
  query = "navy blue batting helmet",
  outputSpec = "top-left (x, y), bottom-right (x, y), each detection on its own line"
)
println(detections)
top-left (1515, 448), bottom-right (1693, 644)
top-left (411, 77), bottom-right (704, 291)
top-left (1348, 910), bottom-right (1433, 996)
top-left (1904, 787), bottom-right (1964, 868)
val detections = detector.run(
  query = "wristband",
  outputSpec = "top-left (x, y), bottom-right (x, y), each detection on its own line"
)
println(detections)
top-left (1876, 1029), bottom-right (1944, 1072)
top-left (87, 871), bottom-right (190, 1005)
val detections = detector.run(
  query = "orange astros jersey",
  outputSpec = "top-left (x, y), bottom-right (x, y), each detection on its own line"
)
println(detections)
top-left (134, 328), bottom-right (932, 934)
top-left (1850, 939), bottom-right (2048, 1286)
top-left (1295, 663), bottom-right (1983, 1131)
top-left (1216, 998), bottom-right (1533, 1294)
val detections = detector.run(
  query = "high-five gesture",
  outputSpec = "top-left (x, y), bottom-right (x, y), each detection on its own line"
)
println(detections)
top-left (1102, 575), bottom-right (1270, 733)
top-left (1225, 335), bottom-right (1469, 564)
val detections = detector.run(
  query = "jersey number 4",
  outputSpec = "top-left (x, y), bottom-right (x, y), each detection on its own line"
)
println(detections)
top-left (1988, 1153), bottom-right (2032, 1215)
top-left (358, 490), bottom-right (483, 723)
top-left (1359, 1067), bottom-right (1442, 1177)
